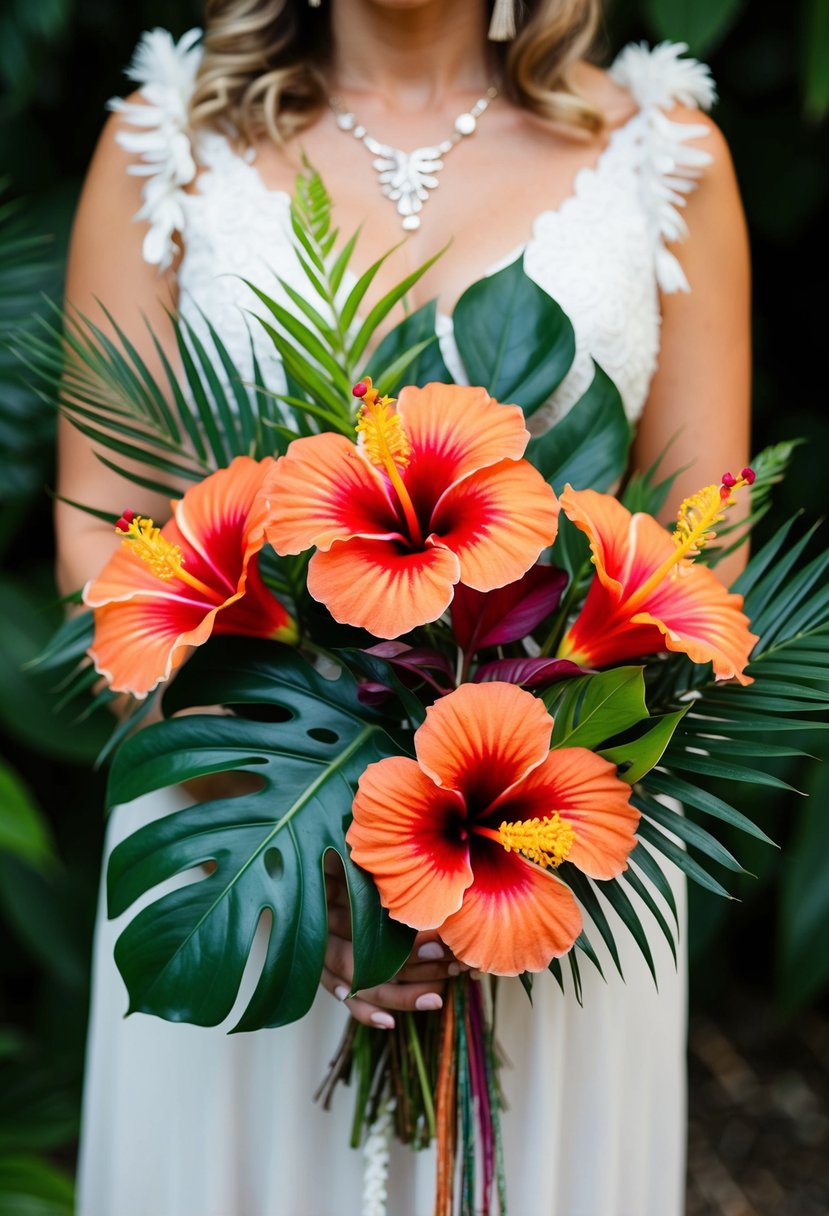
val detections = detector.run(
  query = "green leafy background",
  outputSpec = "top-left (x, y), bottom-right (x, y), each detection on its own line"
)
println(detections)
top-left (0, 0), bottom-right (827, 1206)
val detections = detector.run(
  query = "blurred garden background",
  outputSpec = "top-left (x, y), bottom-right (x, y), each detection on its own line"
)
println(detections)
top-left (0, 0), bottom-right (827, 1212)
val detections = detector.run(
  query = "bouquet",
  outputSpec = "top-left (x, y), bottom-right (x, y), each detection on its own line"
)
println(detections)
top-left (29, 169), bottom-right (829, 1215)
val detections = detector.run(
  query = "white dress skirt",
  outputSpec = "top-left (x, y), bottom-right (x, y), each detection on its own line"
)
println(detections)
top-left (77, 31), bottom-right (717, 1216)
top-left (77, 787), bottom-right (686, 1216)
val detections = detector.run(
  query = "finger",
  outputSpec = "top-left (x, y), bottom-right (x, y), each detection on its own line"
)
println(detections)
top-left (320, 966), bottom-right (396, 1029)
top-left (394, 959), bottom-right (462, 983)
top-left (324, 932), bottom-right (354, 986)
top-left (411, 932), bottom-right (465, 967)
top-left (354, 978), bottom-right (445, 1014)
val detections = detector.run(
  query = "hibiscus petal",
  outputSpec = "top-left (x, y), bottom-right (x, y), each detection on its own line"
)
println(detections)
top-left (491, 747), bottom-right (639, 880)
top-left (559, 486), bottom-right (672, 599)
top-left (85, 456), bottom-right (274, 607)
top-left (430, 459), bottom-right (559, 592)
top-left (174, 455), bottom-right (275, 594)
top-left (263, 433), bottom-right (402, 555)
top-left (85, 457), bottom-right (293, 695)
top-left (558, 574), bottom-right (667, 669)
top-left (635, 563), bottom-right (757, 684)
top-left (415, 682), bottom-right (553, 805)
top-left (439, 843), bottom-right (582, 974)
top-left (87, 592), bottom-right (224, 697)
top-left (398, 384), bottom-right (529, 523)
top-left (307, 540), bottom-right (460, 638)
top-left (347, 757), bottom-right (472, 928)
top-left (212, 556), bottom-right (297, 643)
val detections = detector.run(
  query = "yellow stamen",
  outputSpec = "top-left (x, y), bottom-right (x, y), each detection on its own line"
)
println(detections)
top-left (494, 813), bottom-right (576, 869)
top-left (624, 471), bottom-right (752, 611)
top-left (354, 379), bottom-right (423, 547)
top-left (118, 515), bottom-right (225, 604)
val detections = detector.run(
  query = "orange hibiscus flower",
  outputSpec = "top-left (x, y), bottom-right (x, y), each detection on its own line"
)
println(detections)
top-left (557, 475), bottom-right (758, 684)
top-left (346, 682), bottom-right (639, 976)
top-left (84, 456), bottom-right (296, 697)
top-left (262, 380), bottom-right (559, 638)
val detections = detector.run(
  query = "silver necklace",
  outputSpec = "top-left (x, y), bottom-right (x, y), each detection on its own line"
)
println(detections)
top-left (328, 86), bottom-right (499, 231)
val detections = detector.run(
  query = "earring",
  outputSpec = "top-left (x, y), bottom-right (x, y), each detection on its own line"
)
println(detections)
top-left (308, 0), bottom-right (321, 7)
top-left (488, 0), bottom-right (517, 40)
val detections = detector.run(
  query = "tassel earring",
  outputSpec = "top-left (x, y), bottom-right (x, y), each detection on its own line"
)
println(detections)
top-left (488, 0), bottom-right (517, 40)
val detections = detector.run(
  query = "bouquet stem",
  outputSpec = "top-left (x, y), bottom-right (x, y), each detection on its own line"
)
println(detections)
top-left (318, 974), bottom-right (507, 1215)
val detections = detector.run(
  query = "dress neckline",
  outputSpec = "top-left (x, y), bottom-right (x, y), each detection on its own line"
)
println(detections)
top-left (192, 107), bottom-right (647, 287)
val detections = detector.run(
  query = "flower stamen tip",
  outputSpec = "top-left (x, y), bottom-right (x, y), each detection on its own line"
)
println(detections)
top-left (497, 813), bottom-right (575, 869)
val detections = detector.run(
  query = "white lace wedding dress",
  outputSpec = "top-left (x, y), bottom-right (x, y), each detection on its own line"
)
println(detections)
top-left (78, 30), bottom-right (717, 1216)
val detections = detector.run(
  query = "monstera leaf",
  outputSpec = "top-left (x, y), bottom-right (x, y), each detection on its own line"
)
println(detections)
top-left (106, 639), bottom-right (414, 1031)
top-left (527, 362), bottom-right (632, 493)
top-left (452, 256), bottom-right (576, 417)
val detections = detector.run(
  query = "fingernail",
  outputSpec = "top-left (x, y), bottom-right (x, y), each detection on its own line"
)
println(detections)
top-left (417, 942), bottom-right (444, 961)
top-left (415, 993), bottom-right (443, 1012)
top-left (370, 1011), bottom-right (395, 1029)
top-left (447, 962), bottom-right (460, 977)
top-left (334, 984), bottom-right (349, 1002)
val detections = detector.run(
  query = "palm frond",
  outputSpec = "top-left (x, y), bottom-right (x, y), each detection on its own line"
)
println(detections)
top-left (627, 518), bottom-right (829, 923)
top-left (250, 163), bottom-right (448, 421)
top-left (0, 182), bottom-right (62, 515)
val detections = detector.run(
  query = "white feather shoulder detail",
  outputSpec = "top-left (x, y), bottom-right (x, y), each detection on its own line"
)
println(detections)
top-left (611, 42), bottom-right (717, 293)
top-left (108, 28), bottom-right (204, 271)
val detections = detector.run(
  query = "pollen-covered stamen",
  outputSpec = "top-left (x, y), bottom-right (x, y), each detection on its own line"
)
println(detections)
top-left (117, 514), bottom-right (225, 604)
top-left (354, 376), bottom-right (423, 547)
top-left (672, 483), bottom-right (727, 559)
top-left (623, 469), bottom-right (754, 612)
top-left (476, 813), bottom-right (576, 869)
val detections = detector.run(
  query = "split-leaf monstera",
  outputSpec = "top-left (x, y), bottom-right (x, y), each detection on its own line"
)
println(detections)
top-left (106, 639), bottom-right (414, 1031)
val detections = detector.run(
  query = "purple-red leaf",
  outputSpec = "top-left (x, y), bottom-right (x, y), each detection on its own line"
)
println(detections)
top-left (451, 565), bottom-right (567, 654)
top-left (473, 657), bottom-right (582, 688)
top-left (356, 681), bottom-right (394, 706)
top-left (363, 642), bottom-right (455, 691)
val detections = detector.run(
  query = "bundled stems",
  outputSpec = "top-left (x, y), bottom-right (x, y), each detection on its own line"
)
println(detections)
top-left (317, 975), bottom-right (507, 1215)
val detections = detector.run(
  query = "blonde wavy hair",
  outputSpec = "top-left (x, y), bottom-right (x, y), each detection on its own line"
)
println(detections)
top-left (190, 0), bottom-right (605, 143)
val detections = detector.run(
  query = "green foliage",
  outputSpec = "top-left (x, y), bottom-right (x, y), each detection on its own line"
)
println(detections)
top-left (641, 0), bottom-right (744, 56)
top-left (0, 576), bottom-right (111, 763)
top-left (527, 363), bottom-right (632, 492)
top-left (801, 0), bottom-right (829, 118)
top-left (0, 762), bottom-right (54, 871)
top-left (0, 1156), bottom-right (74, 1216)
top-left (106, 640), bottom-right (414, 1030)
top-left (0, 186), bottom-right (61, 547)
top-left (452, 257), bottom-right (575, 415)
top-left (777, 760), bottom-right (829, 1011)
top-left (546, 667), bottom-right (649, 750)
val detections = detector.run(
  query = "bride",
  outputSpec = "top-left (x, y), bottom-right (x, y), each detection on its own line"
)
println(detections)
top-left (57, 1), bottom-right (750, 1213)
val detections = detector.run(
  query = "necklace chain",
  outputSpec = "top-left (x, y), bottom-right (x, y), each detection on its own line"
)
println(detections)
top-left (328, 86), bottom-right (499, 232)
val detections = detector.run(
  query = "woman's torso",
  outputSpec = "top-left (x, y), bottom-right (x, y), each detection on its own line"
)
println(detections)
top-left (114, 31), bottom-right (716, 430)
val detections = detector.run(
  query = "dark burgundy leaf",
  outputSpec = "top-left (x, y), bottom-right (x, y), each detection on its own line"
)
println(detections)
top-left (451, 565), bottom-right (567, 654)
top-left (363, 642), bottom-right (455, 687)
top-left (473, 657), bottom-right (582, 688)
top-left (356, 681), bottom-right (394, 706)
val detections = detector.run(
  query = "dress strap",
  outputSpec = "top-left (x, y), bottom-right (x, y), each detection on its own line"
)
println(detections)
top-left (108, 28), bottom-right (204, 271)
top-left (610, 42), bottom-right (717, 293)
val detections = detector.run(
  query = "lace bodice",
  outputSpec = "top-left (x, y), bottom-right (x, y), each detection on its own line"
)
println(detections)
top-left (111, 31), bottom-right (716, 432)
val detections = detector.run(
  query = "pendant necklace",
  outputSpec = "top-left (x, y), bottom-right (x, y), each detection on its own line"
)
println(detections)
top-left (328, 85), bottom-right (499, 232)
